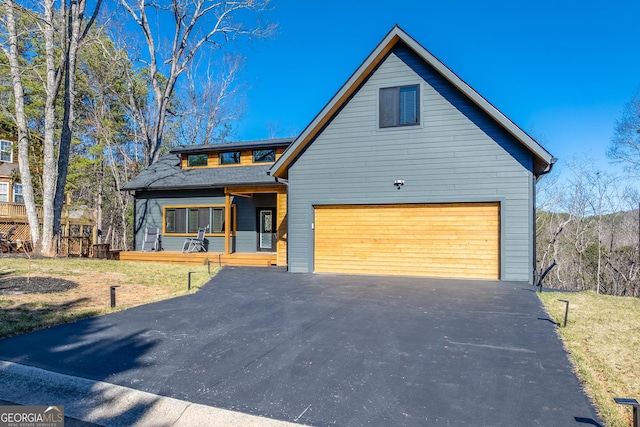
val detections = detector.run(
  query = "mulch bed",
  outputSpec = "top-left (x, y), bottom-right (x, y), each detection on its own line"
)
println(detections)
top-left (0, 276), bottom-right (78, 295)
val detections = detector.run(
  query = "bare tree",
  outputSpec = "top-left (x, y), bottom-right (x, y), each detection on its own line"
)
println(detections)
top-left (1, 0), bottom-right (102, 255)
top-left (0, 0), bottom-right (40, 244)
top-left (175, 54), bottom-right (245, 145)
top-left (119, 0), bottom-right (274, 166)
top-left (608, 87), bottom-right (640, 176)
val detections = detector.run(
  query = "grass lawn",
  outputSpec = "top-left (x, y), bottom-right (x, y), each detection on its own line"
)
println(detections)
top-left (538, 291), bottom-right (640, 427)
top-left (0, 257), bottom-right (217, 339)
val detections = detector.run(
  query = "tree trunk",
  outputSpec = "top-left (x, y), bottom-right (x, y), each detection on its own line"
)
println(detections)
top-left (53, 0), bottom-right (84, 240)
top-left (3, 0), bottom-right (41, 246)
top-left (40, 0), bottom-right (59, 256)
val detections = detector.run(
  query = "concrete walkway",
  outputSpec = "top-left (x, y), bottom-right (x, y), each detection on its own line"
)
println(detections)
top-left (0, 267), bottom-right (602, 426)
top-left (0, 361), bottom-right (303, 426)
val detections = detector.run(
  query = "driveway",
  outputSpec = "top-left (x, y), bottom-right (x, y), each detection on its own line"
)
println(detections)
top-left (0, 267), bottom-right (601, 426)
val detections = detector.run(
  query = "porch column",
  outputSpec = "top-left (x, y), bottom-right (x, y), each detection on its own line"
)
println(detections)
top-left (224, 189), bottom-right (231, 255)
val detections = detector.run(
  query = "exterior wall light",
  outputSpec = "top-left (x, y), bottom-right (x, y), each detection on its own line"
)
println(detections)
top-left (394, 179), bottom-right (405, 189)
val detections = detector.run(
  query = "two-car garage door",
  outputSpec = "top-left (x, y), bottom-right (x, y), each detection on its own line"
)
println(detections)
top-left (314, 202), bottom-right (500, 280)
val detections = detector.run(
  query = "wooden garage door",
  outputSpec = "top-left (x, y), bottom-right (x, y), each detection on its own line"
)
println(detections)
top-left (314, 203), bottom-right (500, 279)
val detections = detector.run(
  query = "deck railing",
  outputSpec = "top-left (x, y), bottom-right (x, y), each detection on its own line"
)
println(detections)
top-left (0, 202), bottom-right (43, 219)
top-left (0, 202), bottom-right (95, 222)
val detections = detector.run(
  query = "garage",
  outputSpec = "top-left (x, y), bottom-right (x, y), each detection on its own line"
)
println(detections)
top-left (314, 202), bottom-right (500, 279)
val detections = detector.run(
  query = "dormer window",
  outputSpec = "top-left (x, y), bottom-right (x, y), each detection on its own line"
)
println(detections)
top-left (253, 149), bottom-right (276, 163)
top-left (0, 140), bottom-right (12, 162)
top-left (187, 154), bottom-right (208, 167)
top-left (379, 85), bottom-right (420, 128)
top-left (219, 151), bottom-right (240, 165)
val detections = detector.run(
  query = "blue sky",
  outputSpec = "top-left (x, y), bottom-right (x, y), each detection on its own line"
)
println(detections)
top-left (233, 0), bottom-right (640, 174)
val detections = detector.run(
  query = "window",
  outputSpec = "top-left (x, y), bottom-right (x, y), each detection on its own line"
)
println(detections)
top-left (0, 183), bottom-right (7, 202)
top-left (219, 151), bottom-right (240, 165)
top-left (0, 140), bottom-right (12, 162)
top-left (13, 183), bottom-right (23, 203)
top-left (164, 206), bottom-right (235, 235)
top-left (253, 149), bottom-right (276, 163)
top-left (379, 85), bottom-right (420, 128)
top-left (187, 154), bottom-right (208, 167)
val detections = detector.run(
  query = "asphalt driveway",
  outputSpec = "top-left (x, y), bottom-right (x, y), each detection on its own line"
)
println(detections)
top-left (0, 267), bottom-right (601, 426)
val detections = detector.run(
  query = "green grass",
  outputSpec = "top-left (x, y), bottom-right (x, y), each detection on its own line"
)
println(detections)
top-left (539, 291), bottom-right (640, 427)
top-left (0, 258), bottom-right (217, 338)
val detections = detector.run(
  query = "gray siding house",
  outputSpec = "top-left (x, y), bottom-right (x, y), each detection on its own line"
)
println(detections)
top-left (270, 26), bottom-right (554, 282)
top-left (123, 139), bottom-right (292, 266)
top-left (123, 26), bottom-right (553, 282)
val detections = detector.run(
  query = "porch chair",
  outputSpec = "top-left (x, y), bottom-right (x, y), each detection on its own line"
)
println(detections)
top-left (182, 227), bottom-right (206, 253)
top-left (141, 227), bottom-right (161, 251)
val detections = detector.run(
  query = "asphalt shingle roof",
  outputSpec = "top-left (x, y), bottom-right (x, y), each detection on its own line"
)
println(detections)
top-left (0, 161), bottom-right (19, 178)
top-left (122, 154), bottom-right (282, 191)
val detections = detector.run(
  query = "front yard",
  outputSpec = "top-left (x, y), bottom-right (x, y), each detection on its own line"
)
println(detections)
top-left (539, 291), bottom-right (640, 427)
top-left (0, 256), bottom-right (215, 338)
top-left (1, 258), bottom-right (638, 427)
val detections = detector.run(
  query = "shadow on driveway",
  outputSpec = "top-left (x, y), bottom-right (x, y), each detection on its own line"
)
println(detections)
top-left (0, 267), bottom-right (603, 426)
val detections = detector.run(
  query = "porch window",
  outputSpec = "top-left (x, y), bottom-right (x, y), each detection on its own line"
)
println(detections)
top-left (0, 140), bottom-right (12, 162)
top-left (379, 85), bottom-right (420, 128)
top-left (253, 149), bottom-right (275, 163)
top-left (219, 151), bottom-right (240, 165)
top-left (0, 183), bottom-right (7, 202)
top-left (187, 154), bottom-right (208, 167)
top-left (13, 183), bottom-right (23, 203)
top-left (164, 205), bottom-right (235, 235)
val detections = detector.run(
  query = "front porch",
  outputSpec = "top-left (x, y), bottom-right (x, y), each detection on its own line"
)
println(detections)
top-left (130, 185), bottom-right (287, 267)
top-left (119, 250), bottom-right (278, 267)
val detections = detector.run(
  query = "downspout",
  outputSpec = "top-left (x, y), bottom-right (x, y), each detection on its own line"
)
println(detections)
top-left (132, 191), bottom-right (137, 251)
top-left (270, 172), bottom-right (289, 270)
top-left (532, 157), bottom-right (557, 284)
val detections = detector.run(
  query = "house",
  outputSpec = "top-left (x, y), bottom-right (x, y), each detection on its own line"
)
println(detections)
top-left (0, 120), bottom-right (98, 250)
top-left (121, 138), bottom-right (293, 266)
top-left (0, 120), bottom-right (22, 204)
top-left (125, 25), bottom-right (554, 282)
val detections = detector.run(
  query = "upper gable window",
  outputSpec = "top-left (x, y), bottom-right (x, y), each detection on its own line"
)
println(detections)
top-left (219, 151), bottom-right (240, 165)
top-left (379, 85), bottom-right (420, 128)
top-left (0, 140), bottom-right (13, 162)
top-left (187, 154), bottom-right (208, 167)
top-left (253, 149), bottom-right (276, 163)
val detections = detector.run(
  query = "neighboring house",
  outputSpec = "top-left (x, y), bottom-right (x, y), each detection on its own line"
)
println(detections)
top-left (125, 26), bottom-right (554, 282)
top-left (122, 139), bottom-right (292, 266)
top-left (0, 122), bottom-right (22, 204)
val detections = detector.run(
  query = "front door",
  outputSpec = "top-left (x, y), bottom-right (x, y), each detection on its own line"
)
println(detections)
top-left (257, 208), bottom-right (276, 252)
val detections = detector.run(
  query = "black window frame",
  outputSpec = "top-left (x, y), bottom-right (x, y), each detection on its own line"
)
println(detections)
top-left (252, 149), bottom-right (276, 163)
top-left (164, 206), bottom-right (235, 235)
top-left (187, 153), bottom-right (208, 167)
top-left (219, 151), bottom-right (241, 165)
top-left (379, 84), bottom-right (420, 128)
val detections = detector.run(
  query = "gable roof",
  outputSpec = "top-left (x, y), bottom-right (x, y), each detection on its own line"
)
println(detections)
top-left (270, 25), bottom-right (555, 179)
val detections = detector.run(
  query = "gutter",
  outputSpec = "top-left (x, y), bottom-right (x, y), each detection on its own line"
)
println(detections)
top-left (534, 157), bottom-right (557, 183)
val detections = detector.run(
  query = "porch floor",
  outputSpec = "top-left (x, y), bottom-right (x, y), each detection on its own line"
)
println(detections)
top-left (118, 251), bottom-right (278, 267)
